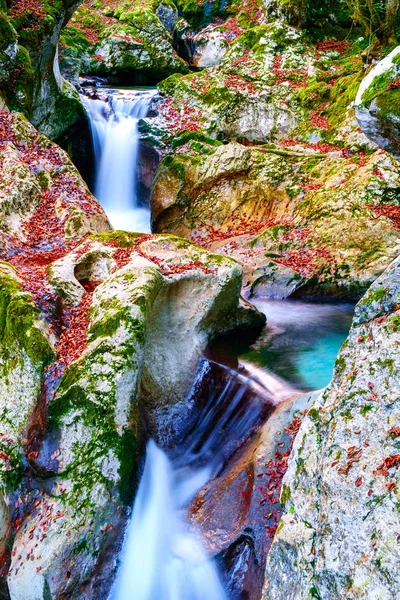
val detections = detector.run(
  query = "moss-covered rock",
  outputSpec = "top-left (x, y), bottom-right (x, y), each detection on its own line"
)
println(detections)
top-left (0, 111), bottom-right (110, 241)
top-left (6, 233), bottom-right (264, 599)
top-left (1, 0), bottom-right (87, 141)
top-left (151, 137), bottom-right (400, 299)
top-left (158, 22), bottom-right (311, 143)
top-left (60, 0), bottom-right (189, 84)
top-left (0, 261), bottom-right (55, 563)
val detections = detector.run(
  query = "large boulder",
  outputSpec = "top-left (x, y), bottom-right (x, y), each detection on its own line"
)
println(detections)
top-left (356, 46), bottom-right (400, 159)
top-left (0, 261), bottom-right (55, 568)
top-left (262, 255), bottom-right (400, 599)
top-left (151, 138), bottom-right (400, 299)
top-left (0, 110), bottom-right (110, 242)
top-left (60, 0), bottom-right (189, 85)
top-left (158, 23), bottom-right (312, 143)
top-left (0, 109), bottom-right (264, 598)
top-left (5, 232), bottom-right (263, 600)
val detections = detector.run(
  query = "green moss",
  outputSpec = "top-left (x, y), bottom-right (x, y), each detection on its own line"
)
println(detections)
top-left (361, 67), bottom-right (396, 108)
top-left (93, 230), bottom-right (142, 247)
top-left (281, 483), bottom-right (291, 508)
top-left (359, 286), bottom-right (389, 306)
top-left (334, 355), bottom-right (346, 374)
top-left (327, 71), bottom-right (364, 129)
top-left (375, 86), bottom-right (400, 119)
top-left (360, 404), bottom-right (374, 417)
top-left (171, 130), bottom-right (222, 149)
top-left (0, 264), bottom-right (54, 370)
top-left (307, 407), bottom-right (320, 422)
top-left (88, 305), bottom-right (145, 343)
top-left (116, 428), bottom-right (137, 505)
top-left (5, 45), bottom-right (33, 115)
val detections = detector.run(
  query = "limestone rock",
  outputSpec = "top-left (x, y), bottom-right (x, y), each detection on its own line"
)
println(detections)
top-left (0, 111), bottom-right (110, 241)
top-left (60, 1), bottom-right (189, 84)
top-left (4, 0), bottom-right (87, 140)
top-left (263, 255), bottom-right (400, 600)
top-left (191, 26), bottom-right (229, 68)
top-left (0, 261), bottom-right (55, 566)
top-left (151, 140), bottom-right (400, 299)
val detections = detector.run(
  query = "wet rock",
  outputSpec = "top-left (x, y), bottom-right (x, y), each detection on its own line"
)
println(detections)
top-left (263, 255), bottom-right (400, 600)
top-left (192, 389), bottom-right (317, 600)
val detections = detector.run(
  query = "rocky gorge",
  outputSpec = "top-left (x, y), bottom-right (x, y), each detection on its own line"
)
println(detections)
top-left (0, 0), bottom-right (400, 599)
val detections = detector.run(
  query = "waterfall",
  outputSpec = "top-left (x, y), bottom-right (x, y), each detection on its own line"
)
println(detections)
top-left (112, 361), bottom-right (273, 600)
top-left (82, 89), bottom-right (156, 233)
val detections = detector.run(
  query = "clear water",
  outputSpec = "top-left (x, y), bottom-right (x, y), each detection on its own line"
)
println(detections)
top-left (82, 88), bottom-right (156, 233)
top-left (213, 299), bottom-right (354, 391)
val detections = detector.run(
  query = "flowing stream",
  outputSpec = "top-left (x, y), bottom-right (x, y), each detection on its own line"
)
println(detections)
top-left (82, 88), bottom-right (156, 232)
top-left (111, 363), bottom-right (275, 600)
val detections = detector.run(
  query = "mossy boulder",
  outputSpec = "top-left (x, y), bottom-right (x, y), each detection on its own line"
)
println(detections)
top-left (263, 254), bottom-right (400, 600)
top-left (158, 22), bottom-right (312, 143)
top-left (151, 139), bottom-right (400, 299)
top-left (356, 46), bottom-right (400, 159)
top-left (60, 0), bottom-right (189, 84)
top-left (6, 233), bottom-right (264, 599)
top-left (0, 111), bottom-right (110, 241)
top-left (2, 0), bottom-right (87, 141)
top-left (0, 261), bottom-right (55, 563)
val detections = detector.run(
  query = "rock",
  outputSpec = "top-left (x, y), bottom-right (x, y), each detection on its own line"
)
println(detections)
top-left (0, 261), bottom-right (55, 566)
top-left (151, 139), bottom-right (400, 299)
top-left (0, 111), bottom-right (110, 241)
top-left (158, 23), bottom-right (310, 144)
top-left (6, 231), bottom-right (264, 599)
top-left (191, 25), bottom-right (229, 68)
top-left (156, 2), bottom-right (179, 34)
top-left (60, 1), bottom-right (189, 85)
top-left (3, 0), bottom-right (87, 141)
top-left (262, 255), bottom-right (400, 600)
top-left (356, 46), bottom-right (400, 159)
top-left (193, 387), bottom-right (317, 600)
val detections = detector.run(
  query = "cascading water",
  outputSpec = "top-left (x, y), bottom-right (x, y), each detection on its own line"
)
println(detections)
top-left (112, 361), bottom-right (274, 600)
top-left (82, 89), bottom-right (156, 233)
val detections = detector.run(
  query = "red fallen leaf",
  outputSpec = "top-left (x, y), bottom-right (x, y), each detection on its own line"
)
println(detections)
top-left (385, 481), bottom-right (395, 492)
top-left (355, 477), bottom-right (363, 487)
top-left (66, 571), bottom-right (71, 579)
top-left (374, 454), bottom-right (400, 477)
top-left (50, 449), bottom-right (60, 460)
top-left (389, 427), bottom-right (400, 437)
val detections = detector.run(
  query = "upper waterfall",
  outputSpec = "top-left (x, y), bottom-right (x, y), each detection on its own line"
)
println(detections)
top-left (82, 88), bottom-right (156, 233)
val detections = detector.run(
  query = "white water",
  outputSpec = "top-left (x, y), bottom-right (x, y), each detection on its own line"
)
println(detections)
top-left (112, 363), bottom-right (272, 600)
top-left (112, 441), bottom-right (226, 600)
top-left (83, 89), bottom-right (155, 232)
